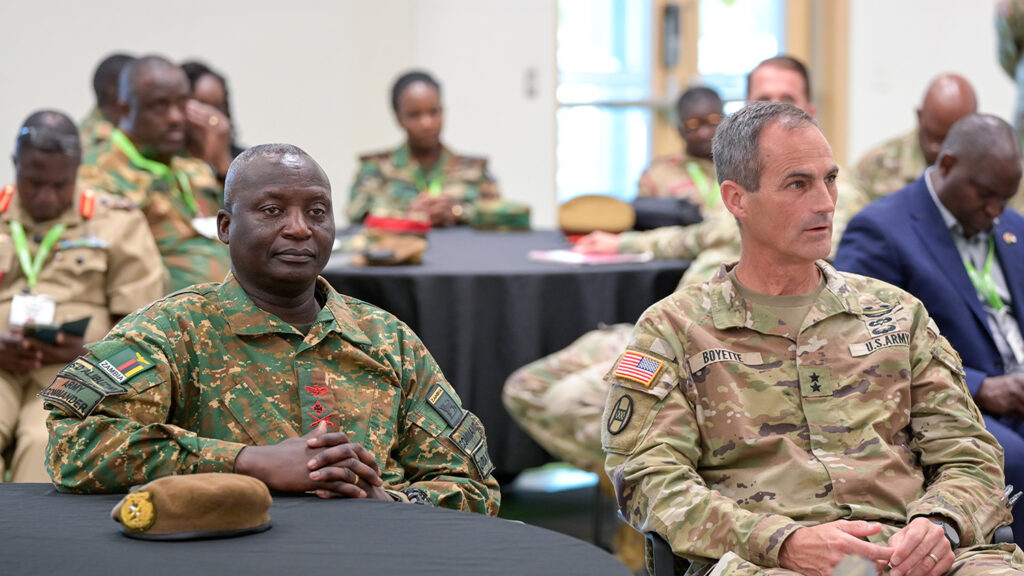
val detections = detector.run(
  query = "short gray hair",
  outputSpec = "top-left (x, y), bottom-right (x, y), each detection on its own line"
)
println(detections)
top-left (712, 101), bottom-right (819, 192)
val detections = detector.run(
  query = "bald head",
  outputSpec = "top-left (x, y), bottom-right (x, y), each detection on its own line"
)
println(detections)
top-left (116, 55), bottom-right (190, 162)
top-left (934, 114), bottom-right (1021, 237)
top-left (224, 143), bottom-right (331, 211)
top-left (917, 74), bottom-right (978, 164)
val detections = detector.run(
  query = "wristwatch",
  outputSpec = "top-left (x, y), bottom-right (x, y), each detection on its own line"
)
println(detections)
top-left (929, 518), bottom-right (961, 549)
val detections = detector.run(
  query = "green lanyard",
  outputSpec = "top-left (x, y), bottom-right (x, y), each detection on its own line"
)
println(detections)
top-left (10, 221), bottom-right (66, 290)
top-left (685, 161), bottom-right (718, 208)
top-left (964, 236), bottom-right (1005, 311)
top-left (111, 129), bottom-right (200, 216)
top-left (414, 169), bottom-right (444, 197)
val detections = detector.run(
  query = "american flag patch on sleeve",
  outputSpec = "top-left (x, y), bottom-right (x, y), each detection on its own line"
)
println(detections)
top-left (613, 351), bottom-right (664, 387)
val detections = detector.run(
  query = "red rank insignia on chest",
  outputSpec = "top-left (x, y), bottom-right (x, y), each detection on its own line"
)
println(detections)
top-left (307, 400), bottom-right (334, 428)
top-left (304, 384), bottom-right (329, 397)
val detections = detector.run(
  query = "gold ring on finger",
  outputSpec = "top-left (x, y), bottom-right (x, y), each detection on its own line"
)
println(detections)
top-left (927, 553), bottom-right (939, 563)
top-left (353, 474), bottom-right (359, 486)
top-left (208, 116), bottom-right (219, 127)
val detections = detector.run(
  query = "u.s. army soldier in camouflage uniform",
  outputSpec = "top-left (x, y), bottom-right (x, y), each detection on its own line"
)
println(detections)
top-left (603, 101), bottom-right (1023, 575)
top-left (348, 71), bottom-right (500, 227)
top-left (79, 53), bottom-right (135, 159)
top-left (43, 144), bottom-right (499, 515)
top-left (0, 111), bottom-right (163, 483)
top-left (853, 74), bottom-right (978, 204)
top-left (79, 55), bottom-right (229, 293)
top-left (506, 55), bottom-right (868, 484)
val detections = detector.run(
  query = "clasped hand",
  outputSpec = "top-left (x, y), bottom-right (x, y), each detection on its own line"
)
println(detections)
top-left (236, 421), bottom-right (391, 500)
top-left (778, 517), bottom-right (953, 576)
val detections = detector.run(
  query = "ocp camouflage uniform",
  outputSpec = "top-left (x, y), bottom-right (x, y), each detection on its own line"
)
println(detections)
top-left (43, 273), bottom-right (500, 516)
top-left (636, 153), bottom-right (718, 207)
top-left (602, 261), bottom-right (1022, 574)
top-left (79, 134), bottom-right (230, 292)
top-left (853, 129), bottom-right (926, 203)
top-left (78, 108), bottom-right (114, 160)
top-left (503, 171), bottom-right (870, 469)
top-left (347, 144), bottom-right (501, 224)
top-left (503, 323), bottom-right (634, 473)
top-left (0, 186), bottom-right (163, 482)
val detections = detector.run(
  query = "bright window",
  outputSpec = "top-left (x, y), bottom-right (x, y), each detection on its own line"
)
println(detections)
top-left (556, 0), bottom-right (653, 202)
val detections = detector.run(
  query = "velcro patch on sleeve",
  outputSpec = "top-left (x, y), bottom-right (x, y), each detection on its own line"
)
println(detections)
top-left (38, 377), bottom-right (107, 419)
top-left (613, 351), bottom-right (664, 387)
top-left (449, 412), bottom-right (484, 455)
top-left (60, 357), bottom-right (129, 395)
top-left (95, 345), bottom-right (156, 384)
top-left (426, 383), bottom-right (464, 429)
top-left (472, 441), bottom-right (495, 478)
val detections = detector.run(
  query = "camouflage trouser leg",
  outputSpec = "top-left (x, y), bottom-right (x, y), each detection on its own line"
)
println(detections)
top-left (502, 324), bottom-right (633, 473)
top-left (684, 544), bottom-right (1024, 575)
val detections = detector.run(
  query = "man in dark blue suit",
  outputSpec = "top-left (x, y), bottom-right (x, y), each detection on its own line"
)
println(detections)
top-left (835, 114), bottom-right (1024, 542)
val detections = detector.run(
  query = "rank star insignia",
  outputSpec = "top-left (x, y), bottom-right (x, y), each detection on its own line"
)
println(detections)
top-left (811, 383), bottom-right (821, 392)
top-left (810, 373), bottom-right (820, 383)
top-left (312, 401), bottom-right (325, 416)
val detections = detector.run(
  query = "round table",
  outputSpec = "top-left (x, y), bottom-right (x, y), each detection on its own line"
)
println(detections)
top-left (2, 484), bottom-right (631, 576)
top-left (322, 228), bottom-right (688, 476)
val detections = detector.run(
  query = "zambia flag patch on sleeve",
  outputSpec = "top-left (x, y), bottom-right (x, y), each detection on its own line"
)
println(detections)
top-left (96, 345), bottom-right (155, 384)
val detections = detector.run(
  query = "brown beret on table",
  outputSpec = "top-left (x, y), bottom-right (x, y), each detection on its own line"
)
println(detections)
top-left (111, 473), bottom-right (272, 540)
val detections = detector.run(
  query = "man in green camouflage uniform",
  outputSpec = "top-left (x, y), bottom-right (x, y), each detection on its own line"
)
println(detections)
top-left (603, 101), bottom-right (1022, 575)
top-left (348, 145), bottom-right (501, 225)
top-left (0, 111), bottom-right (163, 483)
top-left (79, 53), bottom-right (135, 159)
top-left (854, 74), bottom-right (977, 204)
top-left (43, 144), bottom-right (499, 515)
top-left (79, 55), bottom-right (229, 292)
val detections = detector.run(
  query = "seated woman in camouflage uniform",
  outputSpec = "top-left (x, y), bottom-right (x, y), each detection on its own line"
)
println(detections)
top-left (347, 70), bottom-right (501, 227)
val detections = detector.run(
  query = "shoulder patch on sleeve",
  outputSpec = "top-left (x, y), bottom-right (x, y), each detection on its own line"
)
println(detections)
top-left (613, 351), bottom-right (664, 387)
top-left (93, 344), bottom-right (156, 385)
top-left (426, 383), bottom-right (463, 429)
top-left (37, 356), bottom-right (133, 419)
top-left (38, 376), bottom-right (107, 419)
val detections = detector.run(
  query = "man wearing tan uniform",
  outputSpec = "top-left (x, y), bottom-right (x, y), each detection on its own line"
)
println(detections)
top-left (0, 110), bottom-right (163, 482)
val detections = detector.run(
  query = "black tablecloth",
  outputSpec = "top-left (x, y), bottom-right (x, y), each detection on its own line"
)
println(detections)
top-left (2, 484), bottom-right (629, 576)
top-left (322, 229), bottom-right (688, 475)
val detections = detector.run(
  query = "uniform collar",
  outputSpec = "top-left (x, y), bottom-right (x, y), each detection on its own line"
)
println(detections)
top-left (1, 186), bottom-right (84, 228)
top-left (216, 273), bottom-right (372, 347)
top-left (709, 260), bottom-right (862, 334)
top-left (392, 143), bottom-right (451, 170)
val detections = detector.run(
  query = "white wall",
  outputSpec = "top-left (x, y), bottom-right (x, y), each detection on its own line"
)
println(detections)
top-left (0, 0), bottom-right (557, 226)
top-left (847, 0), bottom-right (1017, 165)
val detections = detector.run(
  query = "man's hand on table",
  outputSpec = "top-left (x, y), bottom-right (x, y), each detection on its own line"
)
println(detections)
top-left (236, 421), bottom-right (391, 500)
top-left (572, 231), bottom-right (621, 254)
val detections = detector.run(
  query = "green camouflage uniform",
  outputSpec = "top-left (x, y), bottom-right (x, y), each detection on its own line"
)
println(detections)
top-left (853, 129), bottom-right (926, 203)
top-left (0, 186), bottom-right (164, 482)
top-left (79, 132), bottom-right (230, 292)
top-left (636, 153), bottom-right (718, 206)
top-left (78, 108), bottom-right (114, 160)
top-left (42, 273), bottom-right (499, 515)
top-left (347, 144), bottom-right (501, 224)
top-left (602, 261), bottom-right (1021, 574)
